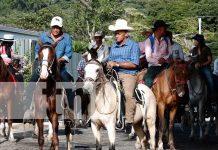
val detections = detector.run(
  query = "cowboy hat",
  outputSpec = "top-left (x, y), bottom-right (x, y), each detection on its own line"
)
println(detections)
top-left (2, 34), bottom-right (15, 42)
top-left (94, 31), bottom-right (104, 37)
top-left (108, 19), bottom-right (133, 31)
top-left (192, 34), bottom-right (205, 44)
top-left (50, 16), bottom-right (63, 28)
top-left (152, 20), bottom-right (169, 30)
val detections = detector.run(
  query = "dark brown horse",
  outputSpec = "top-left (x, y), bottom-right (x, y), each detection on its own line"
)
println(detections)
top-left (34, 44), bottom-right (72, 150)
top-left (153, 61), bottom-right (188, 150)
top-left (0, 56), bottom-right (15, 141)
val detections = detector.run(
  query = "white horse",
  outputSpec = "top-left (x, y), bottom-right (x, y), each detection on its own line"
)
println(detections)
top-left (83, 59), bottom-right (156, 150)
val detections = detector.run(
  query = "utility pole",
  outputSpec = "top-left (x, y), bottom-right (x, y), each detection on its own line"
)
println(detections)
top-left (198, 17), bottom-right (202, 34)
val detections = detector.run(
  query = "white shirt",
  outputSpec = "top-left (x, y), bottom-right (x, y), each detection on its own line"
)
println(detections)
top-left (171, 41), bottom-right (184, 60)
top-left (96, 44), bottom-right (109, 63)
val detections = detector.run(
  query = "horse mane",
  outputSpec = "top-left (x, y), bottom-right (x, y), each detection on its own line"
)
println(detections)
top-left (38, 45), bottom-right (61, 82)
top-left (0, 56), bottom-right (11, 82)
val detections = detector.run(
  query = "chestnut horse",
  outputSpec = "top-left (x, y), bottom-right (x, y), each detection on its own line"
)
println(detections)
top-left (0, 56), bottom-right (15, 141)
top-left (153, 61), bottom-right (188, 150)
top-left (34, 44), bottom-right (72, 150)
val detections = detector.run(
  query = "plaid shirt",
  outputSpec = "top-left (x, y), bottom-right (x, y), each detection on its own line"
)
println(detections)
top-left (77, 58), bottom-right (87, 72)
top-left (109, 38), bottom-right (140, 75)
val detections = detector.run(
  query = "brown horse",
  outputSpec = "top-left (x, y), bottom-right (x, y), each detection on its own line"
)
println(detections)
top-left (34, 44), bottom-right (72, 150)
top-left (0, 56), bottom-right (15, 141)
top-left (153, 61), bottom-right (188, 150)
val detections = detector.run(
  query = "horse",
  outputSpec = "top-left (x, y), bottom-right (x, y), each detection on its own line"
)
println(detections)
top-left (0, 56), bottom-right (15, 141)
top-left (153, 61), bottom-right (188, 150)
top-left (83, 59), bottom-right (157, 150)
top-left (187, 65), bottom-right (207, 140)
top-left (33, 43), bottom-right (72, 150)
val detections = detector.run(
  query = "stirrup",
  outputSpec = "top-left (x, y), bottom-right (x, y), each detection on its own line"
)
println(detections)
top-left (134, 87), bottom-right (145, 105)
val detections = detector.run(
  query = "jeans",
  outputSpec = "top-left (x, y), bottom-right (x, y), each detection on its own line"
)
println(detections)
top-left (25, 65), bottom-right (75, 110)
top-left (143, 64), bottom-right (168, 88)
top-left (199, 66), bottom-right (215, 96)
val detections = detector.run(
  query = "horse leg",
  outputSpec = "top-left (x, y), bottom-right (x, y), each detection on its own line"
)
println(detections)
top-left (50, 113), bottom-right (59, 150)
top-left (198, 103), bottom-right (205, 140)
top-left (105, 119), bottom-right (116, 150)
top-left (65, 119), bottom-right (72, 150)
top-left (189, 105), bottom-right (195, 140)
top-left (133, 106), bottom-right (146, 150)
top-left (146, 117), bottom-right (156, 150)
top-left (157, 103), bottom-right (165, 150)
top-left (47, 121), bottom-right (53, 141)
top-left (7, 98), bottom-right (15, 142)
top-left (168, 107), bottom-right (177, 150)
top-left (128, 126), bottom-right (136, 139)
top-left (91, 121), bottom-right (102, 150)
top-left (36, 119), bottom-right (44, 150)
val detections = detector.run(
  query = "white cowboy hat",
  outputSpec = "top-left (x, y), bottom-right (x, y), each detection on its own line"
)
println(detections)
top-left (108, 19), bottom-right (133, 31)
top-left (50, 16), bottom-right (63, 28)
top-left (2, 34), bottom-right (15, 42)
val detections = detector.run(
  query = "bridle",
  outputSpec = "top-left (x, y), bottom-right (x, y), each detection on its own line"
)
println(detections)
top-left (37, 45), bottom-right (56, 80)
top-left (166, 62), bottom-right (188, 95)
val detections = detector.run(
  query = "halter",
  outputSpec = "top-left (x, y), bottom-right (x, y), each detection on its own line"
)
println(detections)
top-left (166, 63), bottom-right (188, 95)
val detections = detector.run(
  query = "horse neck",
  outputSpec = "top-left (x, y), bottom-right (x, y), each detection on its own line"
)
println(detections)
top-left (157, 66), bottom-right (176, 92)
top-left (95, 70), bottom-right (107, 94)
top-left (0, 58), bottom-right (10, 82)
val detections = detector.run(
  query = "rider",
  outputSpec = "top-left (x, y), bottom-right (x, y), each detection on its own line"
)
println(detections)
top-left (166, 31), bottom-right (184, 61)
top-left (77, 51), bottom-right (89, 78)
top-left (25, 16), bottom-right (74, 110)
top-left (107, 19), bottom-right (140, 130)
top-left (89, 31), bottom-right (109, 63)
top-left (0, 34), bottom-right (16, 74)
top-left (143, 20), bottom-right (172, 88)
top-left (190, 34), bottom-right (215, 101)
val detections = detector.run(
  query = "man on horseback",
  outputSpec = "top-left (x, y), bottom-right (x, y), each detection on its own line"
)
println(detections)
top-left (143, 20), bottom-right (172, 88)
top-left (25, 16), bottom-right (74, 110)
top-left (107, 19), bottom-right (140, 130)
top-left (190, 34), bottom-right (216, 101)
top-left (89, 31), bottom-right (109, 63)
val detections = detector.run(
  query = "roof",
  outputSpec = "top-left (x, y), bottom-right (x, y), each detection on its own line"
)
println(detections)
top-left (0, 24), bottom-right (40, 37)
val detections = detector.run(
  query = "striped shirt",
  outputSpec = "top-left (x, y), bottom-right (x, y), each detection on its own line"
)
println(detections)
top-left (109, 38), bottom-right (140, 75)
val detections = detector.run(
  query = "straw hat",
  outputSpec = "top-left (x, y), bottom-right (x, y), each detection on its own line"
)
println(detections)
top-left (108, 19), bottom-right (133, 31)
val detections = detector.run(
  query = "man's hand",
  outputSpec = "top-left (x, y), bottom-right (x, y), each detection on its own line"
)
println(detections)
top-left (58, 58), bottom-right (66, 63)
top-left (158, 58), bottom-right (166, 64)
top-left (107, 61), bottom-right (118, 69)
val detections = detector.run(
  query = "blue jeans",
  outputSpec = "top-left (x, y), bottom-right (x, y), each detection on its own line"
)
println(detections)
top-left (199, 66), bottom-right (215, 96)
top-left (25, 65), bottom-right (75, 110)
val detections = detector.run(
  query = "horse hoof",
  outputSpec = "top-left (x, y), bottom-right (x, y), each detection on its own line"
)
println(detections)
top-left (9, 137), bottom-right (16, 142)
top-left (135, 142), bottom-right (142, 149)
top-left (169, 144), bottom-right (176, 150)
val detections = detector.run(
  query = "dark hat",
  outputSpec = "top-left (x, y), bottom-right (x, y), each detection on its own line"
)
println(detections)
top-left (153, 20), bottom-right (169, 30)
top-left (192, 34), bottom-right (205, 44)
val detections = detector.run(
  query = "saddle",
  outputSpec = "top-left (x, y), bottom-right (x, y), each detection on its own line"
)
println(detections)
top-left (105, 69), bottom-right (125, 130)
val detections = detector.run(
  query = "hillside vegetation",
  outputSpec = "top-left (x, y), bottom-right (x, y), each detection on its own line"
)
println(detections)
top-left (0, 0), bottom-right (218, 57)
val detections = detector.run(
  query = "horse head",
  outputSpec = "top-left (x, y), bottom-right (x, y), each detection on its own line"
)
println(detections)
top-left (173, 60), bottom-right (189, 97)
top-left (83, 59), bottom-right (105, 93)
top-left (37, 42), bottom-right (57, 80)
